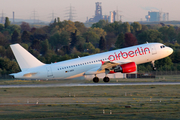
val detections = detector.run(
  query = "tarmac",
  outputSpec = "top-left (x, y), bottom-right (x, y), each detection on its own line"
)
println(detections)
top-left (0, 82), bottom-right (180, 88)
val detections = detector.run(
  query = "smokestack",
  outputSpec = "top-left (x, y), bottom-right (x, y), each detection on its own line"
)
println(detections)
top-left (13, 11), bottom-right (14, 23)
top-left (167, 13), bottom-right (169, 21)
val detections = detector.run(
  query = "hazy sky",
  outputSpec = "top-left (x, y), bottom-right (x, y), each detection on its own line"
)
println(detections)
top-left (1, 0), bottom-right (180, 22)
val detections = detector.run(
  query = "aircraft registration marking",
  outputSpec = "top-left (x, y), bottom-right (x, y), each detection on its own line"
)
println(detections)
top-left (65, 69), bottom-right (74, 73)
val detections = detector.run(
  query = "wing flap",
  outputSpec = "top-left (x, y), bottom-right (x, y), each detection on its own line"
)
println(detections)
top-left (99, 61), bottom-right (120, 71)
top-left (84, 67), bottom-right (105, 75)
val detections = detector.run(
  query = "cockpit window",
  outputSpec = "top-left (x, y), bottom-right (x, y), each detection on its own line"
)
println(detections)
top-left (160, 45), bottom-right (166, 48)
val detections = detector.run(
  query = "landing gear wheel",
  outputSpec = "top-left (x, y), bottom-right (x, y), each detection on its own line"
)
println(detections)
top-left (93, 77), bottom-right (99, 83)
top-left (153, 67), bottom-right (157, 71)
top-left (103, 77), bottom-right (110, 82)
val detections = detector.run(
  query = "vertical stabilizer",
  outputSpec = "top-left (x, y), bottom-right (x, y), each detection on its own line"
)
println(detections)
top-left (10, 44), bottom-right (45, 71)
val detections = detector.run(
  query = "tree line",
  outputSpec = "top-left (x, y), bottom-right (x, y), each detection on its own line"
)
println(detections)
top-left (0, 17), bottom-right (180, 77)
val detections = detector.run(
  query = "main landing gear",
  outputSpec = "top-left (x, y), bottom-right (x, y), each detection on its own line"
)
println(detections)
top-left (151, 61), bottom-right (156, 71)
top-left (93, 76), bottom-right (99, 83)
top-left (93, 74), bottom-right (110, 83)
top-left (103, 76), bottom-right (110, 82)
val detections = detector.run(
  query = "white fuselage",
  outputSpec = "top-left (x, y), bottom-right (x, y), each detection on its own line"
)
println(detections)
top-left (13, 43), bottom-right (173, 79)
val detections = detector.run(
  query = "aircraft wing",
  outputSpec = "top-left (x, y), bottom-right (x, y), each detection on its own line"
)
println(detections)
top-left (98, 61), bottom-right (120, 71)
top-left (84, 60), bottom-right (133, 75)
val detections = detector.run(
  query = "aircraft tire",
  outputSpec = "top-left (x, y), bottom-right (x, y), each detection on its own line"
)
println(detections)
top-left (103, 77), bottom-right (110, 82)
top-left (153, 67), bottom-right (157, 71)
top-left (93, 77), bottom-right (99, 83)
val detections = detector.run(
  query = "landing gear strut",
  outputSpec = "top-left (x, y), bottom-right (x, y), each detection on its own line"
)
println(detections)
top-left (93, 74), bottom-right (99, 83)
top-left (151, 61), bottom-right (156, 71)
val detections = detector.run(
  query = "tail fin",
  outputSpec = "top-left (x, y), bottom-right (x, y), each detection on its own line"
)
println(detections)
top-left (10, 44), bottom-right (45, 71)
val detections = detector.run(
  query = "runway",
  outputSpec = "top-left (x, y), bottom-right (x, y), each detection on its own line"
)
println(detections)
top-left (0, 82), bottom-right (180, 88)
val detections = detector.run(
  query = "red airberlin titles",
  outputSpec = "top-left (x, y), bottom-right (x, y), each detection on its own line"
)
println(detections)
top-left (108, 47), bottom-right (150, 61)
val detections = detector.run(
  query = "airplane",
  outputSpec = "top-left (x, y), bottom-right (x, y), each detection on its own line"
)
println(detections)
top-left (10, 42), bottom-right (173, 83)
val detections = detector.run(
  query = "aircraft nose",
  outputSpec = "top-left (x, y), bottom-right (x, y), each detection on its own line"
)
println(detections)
top-left (168, 47), bottom-right (173, 55)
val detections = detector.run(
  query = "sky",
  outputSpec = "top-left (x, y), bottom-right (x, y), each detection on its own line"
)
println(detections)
top-left (1, 0), bottom-right (180, 23)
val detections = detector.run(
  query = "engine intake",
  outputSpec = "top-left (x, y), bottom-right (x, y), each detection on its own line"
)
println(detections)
top-left (113, 62), bottom-right (136, 73)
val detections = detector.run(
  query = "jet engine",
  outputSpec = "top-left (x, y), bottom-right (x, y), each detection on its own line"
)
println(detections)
top-left (113, 62), bottom-right (136, 73)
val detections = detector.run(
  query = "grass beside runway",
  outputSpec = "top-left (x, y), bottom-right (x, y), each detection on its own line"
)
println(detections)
top-left (0, 84), bottom-right (180, 119)
top-left (0, 103), bottom-right (180, 120)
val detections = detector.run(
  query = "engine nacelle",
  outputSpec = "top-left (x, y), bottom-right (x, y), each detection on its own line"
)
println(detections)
top-left (113, 62), bottom-right (136, 73)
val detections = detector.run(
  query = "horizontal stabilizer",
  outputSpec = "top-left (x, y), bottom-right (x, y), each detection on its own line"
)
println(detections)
top-left (23, 73), bottom-right (37, 77)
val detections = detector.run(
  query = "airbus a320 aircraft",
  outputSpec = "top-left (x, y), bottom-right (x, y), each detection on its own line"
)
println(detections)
top-left (10, 43), bottom-right (173, 83)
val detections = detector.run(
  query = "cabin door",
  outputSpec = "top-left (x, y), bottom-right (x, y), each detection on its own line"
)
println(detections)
top-left (46, 66), bottom-right (53, 78)
top-left (150, 45), bottom-right (157, 55)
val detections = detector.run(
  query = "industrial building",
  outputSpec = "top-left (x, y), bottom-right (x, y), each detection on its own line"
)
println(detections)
top-left (87, 2), bottom-right (117, 23)
top-left (145, 11), bottom-right (169, 22)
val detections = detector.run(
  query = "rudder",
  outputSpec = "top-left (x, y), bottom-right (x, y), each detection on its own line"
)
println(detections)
top-left (10, 44), bottom-right (45, 71)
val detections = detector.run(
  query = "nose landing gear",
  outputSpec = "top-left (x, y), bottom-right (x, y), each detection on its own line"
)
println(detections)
top-left (151, 61), bottom-right (156, 71)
